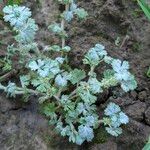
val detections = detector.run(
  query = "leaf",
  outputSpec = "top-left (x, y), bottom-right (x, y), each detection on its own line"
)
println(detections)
top-left (143, 137), bottom-right (150, 150)
top-left (69, 69), bottom-right (86, 84)
top-left (61, 125), bottom-right (71, 136)
top-left (43, 102), bottom-right (56, 117)
top-left (111, 59), bottom-right (137, 92)
top-left (147, 66), bottom-right (150, 78)
top-left (29, 59), bottom-right (60, 78)
top-left (103, 69), bottom-right (115, 79)
top-left (62, 46), bottom-right (71, 52)
top-left (60, 95), bottom-right (76, 111)
top-left (77, 83), bottom-right (97, 104)
top-left (143, 143), bottom-right (150, 150)
top-left (15, 18), bottom-right (38, 43)
top-left (101, 70), bottom-right (118, 89)
top-left (112, 59), bottom-right (129, 80)
top-left (55, 119), bottom-right (63, 132)
top-left (3, 5), bottom-right (31, 28)
top-left (84, 115), bottom-right (99, 127)
top-left (105, 127), bottom-right (122, 137)
top-left (63, 11), bottom-right (74, 22)
top-left (118, 112), bottom-right (129, 124)
top-left (55, 74), bottom-right (68, 87)
top-left (55, 57), bottom-right (65, 64)
top-left (28, 60), bottom-right (43, 71)
top-left (20, 75), bottom-right (30, 87)
top-left (31, 78), bottom-right (51, 93)
top-left (83, 44), bottom-right (107, 66)
top-left (49, 45), bottom-right (61, 52)
top-left (104, 102), bottom-right (121, 116)
top-left (93, 44), bottom-right (107, 58)
top-left (70, 2), bottom-right (77, 12)
top-left (75, 8), bottom-right (88, 19)
top-left (88, 78), bottom-right (102, 94)
top-left (137, 0), bottom-right (150, 20)
top-left (120, 74), bottom-right (137, 92)
top-left (48, 23), bottom-right (62, 33)
top-left (104, 103), bottom-right (129, 136)
top-left (110, 115), bottom-right (122, 128)
top-left (5, 82), bottom-right (16, 97)
top-left (75, 135), bottom-right (84, 145)
top-left (83, 48), bottom-right (100, 66)
top-left (6, 0), bottom-right (23, 5)
top-left (104, 56), bottom-right (114, 64)
top-left (76, 103), bottom-right (87, 115)
top-left (78, 125), bottom-right (94, 142)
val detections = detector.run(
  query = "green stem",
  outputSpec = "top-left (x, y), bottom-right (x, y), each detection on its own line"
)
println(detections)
top-left (61, 4), bottom-right (69, 49)
top-left (88, 66), bottom-right (95, 77)
top-left (0, 83), bottom-right (61, 102)
top-left (98, 120), bottom-right (104, 125)
top-left (69, 89), bottom-right (77, 98)
top-left (0, 84), bottom-right (41, 95)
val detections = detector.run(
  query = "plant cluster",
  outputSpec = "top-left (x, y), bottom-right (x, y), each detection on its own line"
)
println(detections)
top-left (0, 0), bottom-right (137, 145)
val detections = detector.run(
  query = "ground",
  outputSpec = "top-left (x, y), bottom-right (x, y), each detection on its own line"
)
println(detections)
top-left (0, 0), bottom-right (150, 149)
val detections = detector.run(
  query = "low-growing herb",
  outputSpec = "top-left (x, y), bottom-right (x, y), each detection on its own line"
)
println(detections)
top-left (0, 1), bottom-right (137, 145)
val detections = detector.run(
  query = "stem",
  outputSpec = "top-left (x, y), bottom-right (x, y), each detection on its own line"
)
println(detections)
top-left (0, 83), bottom-right (61, 102)
top-left (90, 66), bottom-right (95, 74)
top-left (56, 88), bottom-right (63, 99)
top-left (70, 94), bottom-right (78, 100)
top-left (88, 66), bottom-right (95, 77)
top-left (61, 4), bottom-right (69, 48)
top-left (61, 19), bottom-right (65, 48)
top-left (0, 84), bottom-right (41, 95)
top-left (98, 120), bottom-right (104, 125)
top-left (69, 89), bottom-right (76, 98)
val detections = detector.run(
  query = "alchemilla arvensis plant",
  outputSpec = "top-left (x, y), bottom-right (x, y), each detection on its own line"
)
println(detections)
top-left (0, 0), bottom-right (137, 145)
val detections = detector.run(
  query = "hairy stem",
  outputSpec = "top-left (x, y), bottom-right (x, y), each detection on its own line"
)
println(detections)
top-left (61, 4), bottom-right (69, 48)
top-left (69, 89), bottom-right (77, 98)
top-left (0, 83), bottom-right (41, 95)
top-left (98, 120), bottom-right (104, 125)
top-left (0, 83), bottom-right (61, 102)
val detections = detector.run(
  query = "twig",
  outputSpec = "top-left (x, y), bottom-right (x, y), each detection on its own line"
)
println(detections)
top-left (120, 35), bottom-right (130, 49)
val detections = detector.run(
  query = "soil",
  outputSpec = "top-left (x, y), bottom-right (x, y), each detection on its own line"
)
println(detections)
top-left (0, 0), bottom-right (150, 150)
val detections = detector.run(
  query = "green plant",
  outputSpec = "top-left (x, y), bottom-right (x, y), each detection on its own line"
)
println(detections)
top-left (0, 1), bottom-right (137, 145)
top-left (137, 0), bottom-right (150, 20)
top-left (143, 136), bottom-right (150, 150)
top-left (137, 0), bottom-right (150, 78)
top-left (6, 0), bottom-right (23, 5)
top-left (147, 67), bottom-right (150, 78)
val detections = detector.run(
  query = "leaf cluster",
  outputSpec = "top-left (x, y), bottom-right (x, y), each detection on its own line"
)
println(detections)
top-left (103, 102), bottom-right (129, 137)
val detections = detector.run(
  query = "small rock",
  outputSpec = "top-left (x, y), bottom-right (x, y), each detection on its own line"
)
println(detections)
top-left (145, 107), bottom-right (150, 125)
top-left (126, 101), bottom-right (146, 121)
top-left (138, 91), bottom-right (147, 101)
